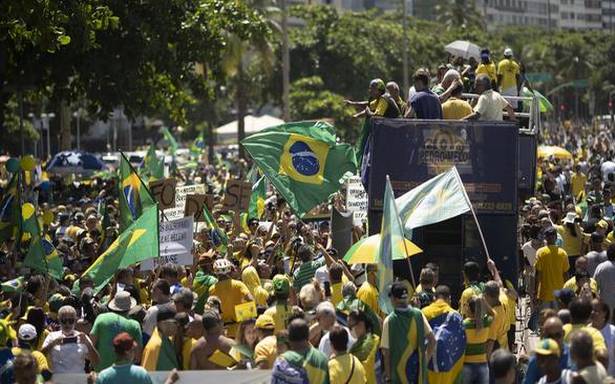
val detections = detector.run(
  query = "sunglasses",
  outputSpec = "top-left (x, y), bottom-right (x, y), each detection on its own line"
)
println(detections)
top-left (60, 318), bottom-right (76, 325)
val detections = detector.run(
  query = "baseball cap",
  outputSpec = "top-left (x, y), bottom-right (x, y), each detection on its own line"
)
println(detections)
top-left (543, 227), bottom-right (557, 237)
top-left (554, 288), bottom-right (575, 304)
top-left (389, 281), bottom-right (409, 299)
top-left (255, 314), bottom-right (275, 330)
top-left (18, 324), bottom-right (37, 341)
top-left (534, 338), bottom-right (560, 357)
top-left (504, 48), bottom-right (513, 57)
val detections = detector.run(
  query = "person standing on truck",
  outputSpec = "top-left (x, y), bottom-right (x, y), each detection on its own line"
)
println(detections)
top-left (345, 78), bottom-right (401, 119)
top-left (497, 48), bottom-right (521, 109)
top-left (462, 75), bottom-right (516, 121)
top-left (404, 69), bottom-right (443, 119)
top-left (476, 49), bottom-right (497, 89)
top-left (442, 84), bottom-right (473, 120)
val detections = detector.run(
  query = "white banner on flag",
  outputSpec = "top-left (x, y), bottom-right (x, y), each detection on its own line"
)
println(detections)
top-left (346, 175), bottom-right (368, 225)
top-left (141, 216), bottom-right (194, 270)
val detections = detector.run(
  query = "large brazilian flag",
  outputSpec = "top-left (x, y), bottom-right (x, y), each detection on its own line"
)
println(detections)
top-left (119, 153), bottom-right (156, 231)
top-left (241, 121), bottom-right (356, 217)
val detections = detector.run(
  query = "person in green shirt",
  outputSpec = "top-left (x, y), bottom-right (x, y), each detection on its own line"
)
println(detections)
top-left (90, 291), bottom-right (143, 372)
top-left (271, 318), bottom-right (330, 384)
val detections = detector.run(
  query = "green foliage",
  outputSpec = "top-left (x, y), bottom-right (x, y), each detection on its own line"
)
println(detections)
top-left (289, 76), bottom-right (358, 141)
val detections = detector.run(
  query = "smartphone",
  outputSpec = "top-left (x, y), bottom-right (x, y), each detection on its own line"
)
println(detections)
top-left (62, 336), bottom-right (78, 344)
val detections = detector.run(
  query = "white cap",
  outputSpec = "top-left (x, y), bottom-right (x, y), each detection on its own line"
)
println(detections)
top-left (18, 324), bottom-right (37, 341)
top-left (504, 48), bottom-right (513, 57)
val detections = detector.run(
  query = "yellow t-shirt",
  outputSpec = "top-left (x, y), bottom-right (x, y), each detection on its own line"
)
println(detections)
top-left (555, 225), bottom-right (583, 257)
top-left (497, 59), bottom-right (520, 90)
top-left (264, 303), bottom-right (289, 333)
top-left (563, 323), bottom-right (607, 352)
top-left (208, 279), bottom-right (251, 325)
top-left (369, 97), bottom-right (389, 117)
top-left (488, 303), bottom-right (509, 350)
top-left (357, 282), bottom-right (381, 317)
top-left (254, 335), bottom-right (277, 369)
top-left (328, 353), bottom-right (367, 384)
top-left (442, 97), bottom-right (473, 120)
top-left (463, 316), bottom-right (493, 364)
top-left (571, 172), bottom-right (587, 199)
top-left (535, 245), bottom-right (570, 302)
top-left (563, 276), bottom-right (598, 294)
top-left (476, 62), bottom-right (497, 83)
top-left (12, 347), bottom-right (49, 372)
top-left (459, 284), bottom-right (484, 318)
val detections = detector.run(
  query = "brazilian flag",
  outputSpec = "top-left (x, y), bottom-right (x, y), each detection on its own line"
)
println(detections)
top-left (143, 144), bottom-right (164, 181)
top-left (1, 277), bottom-right (25, 294)
top-left (22, 203), bottom-right (63, 280)
top-left (119, 153), bottom-right (156, 231)
top-left (203, 205), bottom-right (227, 253)
top-left (190, 133), bottom-right (205, 155)
top-left (75, 205), bottom-right (159, 294)
top-left (241, 121), bottom-right (357, 217)
top-left (0, 172), bottom-right (21, 243)
top-left (248, 176), bottom-right (266, 220)
top-left (162, 127), bottom-right (178, 156)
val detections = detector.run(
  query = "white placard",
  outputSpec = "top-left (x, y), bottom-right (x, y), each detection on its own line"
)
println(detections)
top-left (346, 175), bottom-right (368, 225)
top-left (163, 207), bottom-right (185, 220)
top-left (141, 216), bottom-right (194, 270)
top-left (174, 183), bottom-right (206, 210)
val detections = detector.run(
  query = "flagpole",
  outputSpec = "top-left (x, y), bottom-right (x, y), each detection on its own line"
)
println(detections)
top-left (387, 175), bottom-right (417, 290)
top-left (451, 167), bottom-right (492, 261)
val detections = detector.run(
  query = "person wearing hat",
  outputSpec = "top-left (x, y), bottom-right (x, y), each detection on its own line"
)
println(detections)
top-left (555, 211), bottom-right (583, 262)
top-left (253, 314), bottom-right (277, 369)
top-left (142, 306), bottom-right (180, 371)
top-left (11, 324), bottom-right (49, 375)
top-left (497, 48), bottom-right (520, 109)
top-left (476, 49), bottom-right (497, 89)
top-left (345, 78), bottom-right (401, 119)
top-left (535, 338), bottom-right (575, 384)
top-left (90, 291), bottom-right (142, 372)
top-left (524, 316), bottom-right (573, 384)
top-left (381, 281), bottom-right (435, 384)
top-left (41, 305), bottom-right (99, 374)
top-left (264, 274), bottom-right (291, 333)
top-left (534, 226), bottom-right (570, 309)
top-left (208, 258), bottom-right (253, 338)
top-left (93, 332), bottom-right (179, 384)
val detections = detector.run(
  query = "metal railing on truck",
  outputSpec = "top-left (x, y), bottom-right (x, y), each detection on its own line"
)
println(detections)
top-left (461, 93), bottom-right (542, 135)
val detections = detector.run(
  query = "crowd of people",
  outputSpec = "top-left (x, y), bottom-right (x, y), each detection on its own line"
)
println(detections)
top-left (0, 49), bottom-right (614, 384)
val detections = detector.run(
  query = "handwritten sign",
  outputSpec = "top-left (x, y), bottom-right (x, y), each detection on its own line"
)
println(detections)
top-left (175, 184), bottom-right (206, 211)
top-left (141, 216), bottom-right (194, 270)
top-left (222, 180), bottom-right (252, 212)
top-left (184, 194), bottom-right (214, 222)
top-left (346, 175), bottom-right (368, 225)
top-left (149, 178), bottom-right (177, 210)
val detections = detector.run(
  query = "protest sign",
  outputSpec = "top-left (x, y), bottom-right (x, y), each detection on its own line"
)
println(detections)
top-left (175, 184), bottom-right (206, 210)
top-left (148, 178), bottom-right (177, 209)
top-left (346, 175), bottom-right (368, 225)
top-left (184, 194), bottom-right (214, 222)
top-left (234, 301), bottom-right (257, 322)
top-left (141, 216), bottom-right (194, 270)
top-left (222, 180), bottom-right (252, 212)
top-left (162, 207), bottom-right (185, 220)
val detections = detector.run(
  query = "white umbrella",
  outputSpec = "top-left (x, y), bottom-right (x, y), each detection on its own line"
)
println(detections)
top-left (445, 40), bottom-right (481, 61)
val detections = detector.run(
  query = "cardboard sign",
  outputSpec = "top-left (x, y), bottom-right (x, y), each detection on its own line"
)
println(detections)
top-left (222, 180), bottom-right (252, 212)
top-left (141, 216), bottom-right (194, 270)
top-left (346, 175), bottom-right (368, 225)
top-left (184, 194), bottom-right (213, 222)
top-left (149, 178), bottom-right (177, 210)
top-left (162, 207), bottom-right (185, 220)
top-left (175, 184), bottom-right (206, 210)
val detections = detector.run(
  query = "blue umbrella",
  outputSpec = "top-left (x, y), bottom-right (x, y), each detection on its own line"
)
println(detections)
top-left (46, 151), bottom-right (107, 175)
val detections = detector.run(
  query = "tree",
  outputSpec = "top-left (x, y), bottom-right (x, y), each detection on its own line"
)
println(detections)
top-left (435, 0), bottom-right (485, 33)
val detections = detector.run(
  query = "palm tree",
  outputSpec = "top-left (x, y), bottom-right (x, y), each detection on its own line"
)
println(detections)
top-left (435, 0), bottom-right (485, 32)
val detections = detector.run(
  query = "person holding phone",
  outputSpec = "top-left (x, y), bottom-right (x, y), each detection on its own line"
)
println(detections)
top-left (42, 305), bottom-right (100, 373)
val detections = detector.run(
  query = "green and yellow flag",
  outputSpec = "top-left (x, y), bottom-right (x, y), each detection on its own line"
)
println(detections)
top-left (248, 176), bottom-right (266, 220)
top-left (241, 121), bottom-right (356, 217)
top-left (143, 144), bottom-right (164, 181)
top-left (1, 277), bottom-right (25, 294)
top-left (190, 133), bottom-right (205, 156)
top-left (119, 153), bottom-right (156, 231)
top-left (22, 203), bottom-right (63, 280)
top-left (76, 205), bottom-right (159, 294)
top-left (162, 127), bottom-right (178, 156)
top-left (203, 205), bottom-right (227, 253)
top-left (0, 172), bottom-right (21, 243)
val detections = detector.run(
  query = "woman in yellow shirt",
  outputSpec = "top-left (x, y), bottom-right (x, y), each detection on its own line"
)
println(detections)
top-left (556, 213), bottom-right (583, 259)
top-left (328, 325), bottom-right (367, 384)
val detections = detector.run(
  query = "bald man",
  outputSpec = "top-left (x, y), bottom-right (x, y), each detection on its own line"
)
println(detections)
top-left (523, 317), bottom-right (573, 384)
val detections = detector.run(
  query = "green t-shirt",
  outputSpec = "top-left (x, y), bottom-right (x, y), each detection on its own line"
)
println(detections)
top-left (91, 313), bottom-right (142, 372)
top-left (96, 363), bottom-right (152, 384)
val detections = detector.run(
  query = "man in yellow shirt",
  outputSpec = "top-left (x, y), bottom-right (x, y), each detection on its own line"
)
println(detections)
top-left (497, 48), bottom-right (520, 108)
top-left (459, 261), bottom-right (485, 318)
top-left (208, 258), bottom-right (253, 338)
top-left (485, 281), bottom-right (509, 351)
top-left (534, 227), bottom-right (570, 308)
top-left (571, 164), bottom-right (588, 200)
top-left (357, 264), bottom-right (382, 317)
top-left (442, 84), bottom-right (473, 120)
top-left (476, 49), bottom-right (497, 89)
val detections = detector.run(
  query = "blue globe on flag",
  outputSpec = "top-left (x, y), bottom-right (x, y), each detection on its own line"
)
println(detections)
top-left (289, 141), bottom-right (320, 176)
